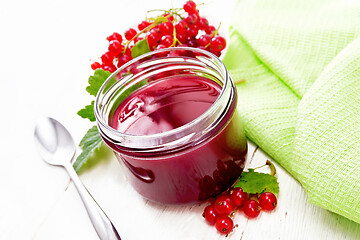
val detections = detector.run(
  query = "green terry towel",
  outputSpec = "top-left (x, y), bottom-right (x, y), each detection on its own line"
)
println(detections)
top-left (222, 0), bottom-right (360, 224)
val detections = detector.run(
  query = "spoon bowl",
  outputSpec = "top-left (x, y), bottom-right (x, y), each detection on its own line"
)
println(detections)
top-left (34, 117), bottom-right (75, 166)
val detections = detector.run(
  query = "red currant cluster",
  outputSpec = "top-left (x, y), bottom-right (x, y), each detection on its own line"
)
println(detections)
top-left (203, 188), bottom-right (277, 235)
top-left (91, 0), bottom-right (227, 73)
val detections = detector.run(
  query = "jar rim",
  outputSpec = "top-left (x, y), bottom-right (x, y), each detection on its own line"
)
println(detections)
top-left (94, 47), bottom-right (236, 153)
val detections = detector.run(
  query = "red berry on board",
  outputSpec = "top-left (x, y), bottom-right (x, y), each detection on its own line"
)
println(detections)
top-left (183, 0), bottom-right (197, 14)
top-left (215, 216), bottom-right (234, 235)
top-left (91, 62), bottom-right (101, 70)
top-left (210, 36), bottom-right (226, 52)
top-left (258, 192), bottom-right (277, 211)
top-left (124, 28), bottom-right (137, 41)
top-left (243, 200), bottom-right (261, 218)
top-left (138, 21), bottom-right (151, 31)
top-left (229, 187), bottom-right (248, 208)
top-left (203, 205), bottom-right (219, 225)
top-left (214, 195), bottom-right (235, 216)
top-left (108, 40), bottom-right (124, 55)
top-left (107, 32), bottom-right (122, 42)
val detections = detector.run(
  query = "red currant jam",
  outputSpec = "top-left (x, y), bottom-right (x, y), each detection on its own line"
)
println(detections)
top-left (96, 48), bottom-right (247, 204)
top-left (103, 75), bottom-right (247, 204)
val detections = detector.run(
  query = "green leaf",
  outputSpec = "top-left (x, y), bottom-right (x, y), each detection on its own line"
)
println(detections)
top-left (77, 101), bottom-right (95, 122)
top-left (131, 39), bottom-right (151, 59)
top-left (86, 69), bottom-right (112, 96)
top-left (73, 125), bottom-right (103, 172)
top-left (234, 169), bottom-right (279, 194)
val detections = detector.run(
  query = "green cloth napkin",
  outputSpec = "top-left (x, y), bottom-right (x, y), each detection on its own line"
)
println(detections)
top-left (222, 0), bottom-right (360, 224)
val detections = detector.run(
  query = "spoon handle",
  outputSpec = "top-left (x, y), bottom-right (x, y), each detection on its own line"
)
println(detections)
top-left (64, 163), bottom-right (121, 240)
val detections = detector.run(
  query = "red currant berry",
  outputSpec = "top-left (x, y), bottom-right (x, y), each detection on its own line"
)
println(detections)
top-left (107, 32), bottom-right (122, 42)
top-left (210, 36), bottom-right (226, 52)
top-left (138, 21), bottom-right (151, 31)
top-left (243, 200), bottom-right (261, 218)
top-left (183, 0), bottom-right (197, 14)
top-left (117, 54), bottom-right (132, 68)
top-left (102, 64), bottom-right (116, 73)
top-left (159, 21), bottom-right (174, 35)
top-left (147, 29), bottom-right (161, 50)
top-left (176, 33), bottom-right (188, 44)
top-left (185, 13), bottom-right (199, 26)
top-left (197, 34), bottom-right (212, 46)
top-left (198, 17), bottom-right (209, 30)
top-left (186, 38), bottom-right (198, 48)
top-left (215, 216), bottom-right (234, 235)
top-left (91, 62), bottom-right (101, 70)
top-left (258, 192), bottom-right (277, 211)
top-left (175, 20), bottom-right (189, 35)
top-left (154, 44), bottom-right (168, 57)
top-left (205, 25), bottom-right (216, 35)
top-left (202, 205), bottom-right (219, 225)
top-left (160, 35), bottom-right (173, 47)
top-left (124, 47), bottom-right (132, 56)
top-left (187, 27), bottom-right (198, 38)
top-left (214, 195), bottom-right (234, 216)
top-left (149, 27), bottom-right (161, 36)
top-left (124, 28), bottom-right (137, 41)
top-left (211, 50), bottom-right (221, 57)
top-left (101, 51), bottom-right (114, 65)
top-left (108, 40), bottom-right (124, 56)
top-left (229, 187), bottom-right (248, 208)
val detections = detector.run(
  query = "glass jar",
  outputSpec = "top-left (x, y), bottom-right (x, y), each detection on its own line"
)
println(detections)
top-left (95, 47), bottom-right (247, 204)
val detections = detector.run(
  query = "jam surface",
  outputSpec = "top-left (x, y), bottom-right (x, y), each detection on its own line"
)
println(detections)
top-left (110, 75), bottom-right (220, 135)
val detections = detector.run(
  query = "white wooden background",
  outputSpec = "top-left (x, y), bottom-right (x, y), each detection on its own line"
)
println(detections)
top-left (1, 0), bottom-right (360, 239)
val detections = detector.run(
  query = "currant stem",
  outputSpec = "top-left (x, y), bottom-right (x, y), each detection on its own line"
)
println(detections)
top-left (252, 163), bottom-right (267, 171)
top-left (213, 22), bottom-right (222, 36)
top-left (266, 160), bottom-right (277, 176)
top-left (251, 160), bottom-right (276, 176)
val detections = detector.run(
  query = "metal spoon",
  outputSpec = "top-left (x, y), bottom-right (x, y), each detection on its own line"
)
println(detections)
top-left (34, 117), bottom-right (121, 240)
